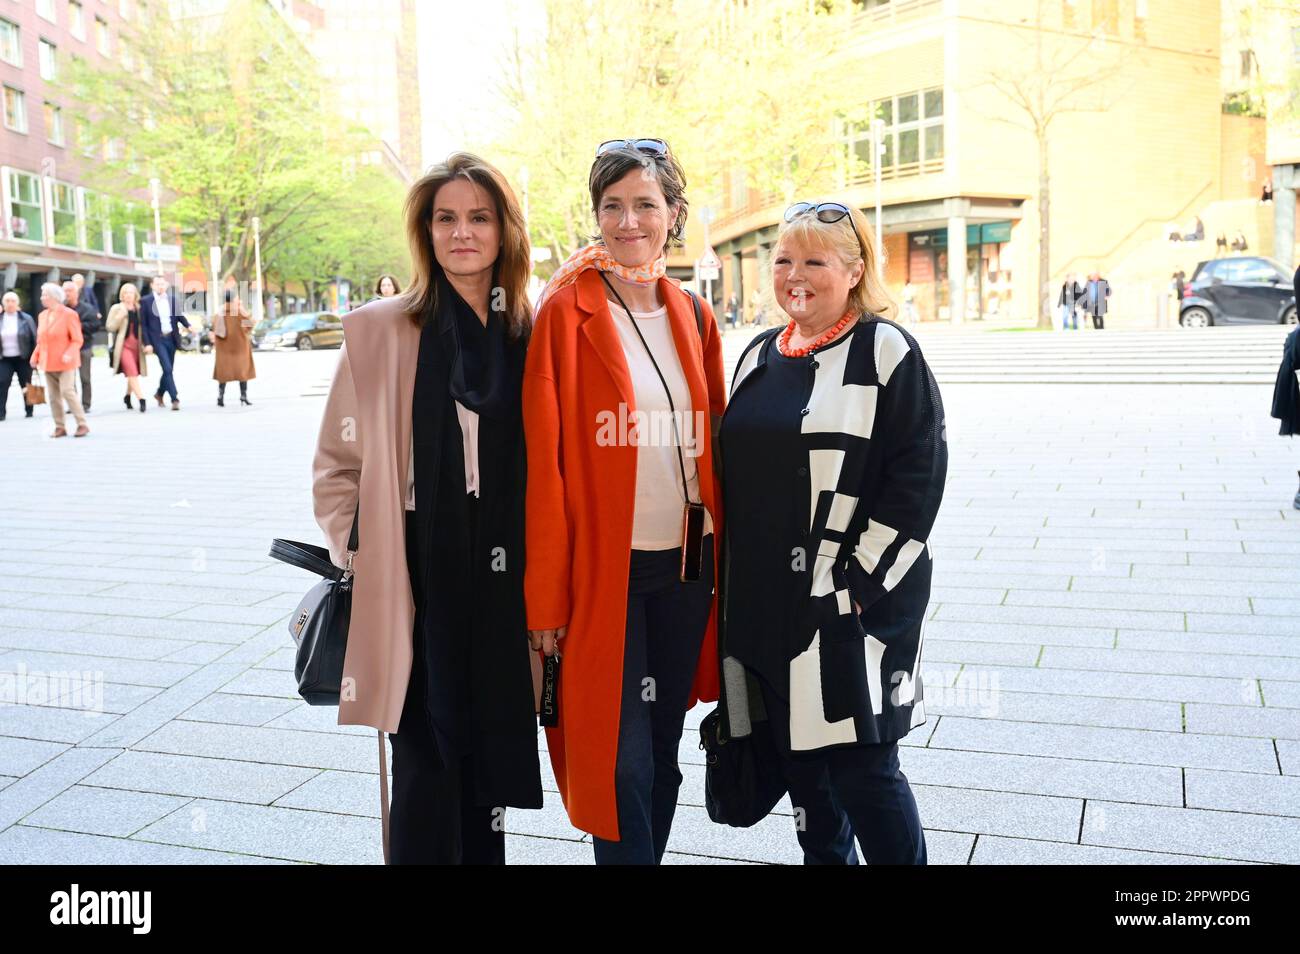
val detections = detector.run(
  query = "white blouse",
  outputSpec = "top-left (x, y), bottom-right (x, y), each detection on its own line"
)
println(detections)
top-left (607, 300), bottom-right (713, 550)
top-left (406, 400), bottom-right (480, 510)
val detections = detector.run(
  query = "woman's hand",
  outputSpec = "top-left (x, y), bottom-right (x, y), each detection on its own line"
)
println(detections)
top-left (528, 626), bottom-right (567, 657)
top-left (854, 599), bottom-right (862, 615)
top-left (144, 345), bottom-right (154, 355)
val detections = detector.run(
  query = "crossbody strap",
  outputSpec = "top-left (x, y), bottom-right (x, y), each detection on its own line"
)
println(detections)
top-left (378, 730), bottom-right (390, 864)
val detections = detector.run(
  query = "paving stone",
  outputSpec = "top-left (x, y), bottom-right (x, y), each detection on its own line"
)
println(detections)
top-left (23, 784), bottom-right (192, 837)
top-left (1080, 800), bottom-right (1300, 864)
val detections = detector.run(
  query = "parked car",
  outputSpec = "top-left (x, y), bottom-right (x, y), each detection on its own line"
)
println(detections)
top-left (255, 312), bottom-right (344, 350)
top-left (178, 313), bottom-right (213, 353)
top-left (1180, 256), bottom-right (1298, 327)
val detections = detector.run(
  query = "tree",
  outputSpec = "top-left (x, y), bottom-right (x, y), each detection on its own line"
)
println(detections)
top-left (64, 0), bottom-right (405, 298)
top-left (969, 0), bottom-right (1127, 328)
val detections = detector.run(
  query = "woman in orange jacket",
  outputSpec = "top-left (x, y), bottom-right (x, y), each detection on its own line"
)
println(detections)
top-left (30, 282), bottom-right (88, 437)
top-left (524, 139), bottom-right (725, 863)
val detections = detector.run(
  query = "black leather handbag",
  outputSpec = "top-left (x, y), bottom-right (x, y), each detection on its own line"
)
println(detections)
top-left (699, 704), bottom-right (786, 828)
top-left (268, 511), bottom-right (357, 706)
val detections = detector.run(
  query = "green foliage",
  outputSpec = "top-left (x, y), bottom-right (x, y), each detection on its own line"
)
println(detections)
top-left (62, 0), bottom-right (406, 294)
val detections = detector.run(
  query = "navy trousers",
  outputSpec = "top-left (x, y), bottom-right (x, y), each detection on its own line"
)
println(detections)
top-left (592, 537), bottom-right (715, 865)
top-left (153, 337), bottom-right (178, 403)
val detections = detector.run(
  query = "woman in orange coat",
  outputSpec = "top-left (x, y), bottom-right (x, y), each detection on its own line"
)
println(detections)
top-left (30, 282), bottom-right (88, 437)
top-left (524, 139), bottom-right (725, 863)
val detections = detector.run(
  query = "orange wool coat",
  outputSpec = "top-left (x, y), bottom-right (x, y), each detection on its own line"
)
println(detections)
top-left (523, 269), bottom-right (725, 841)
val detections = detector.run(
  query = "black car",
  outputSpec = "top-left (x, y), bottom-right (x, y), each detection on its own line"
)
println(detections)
top-left (1180, 256), bottom-right (1297, 327)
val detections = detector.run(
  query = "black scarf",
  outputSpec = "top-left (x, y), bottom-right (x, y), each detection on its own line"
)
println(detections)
top-left (436, 270), bottom-right (515, 420)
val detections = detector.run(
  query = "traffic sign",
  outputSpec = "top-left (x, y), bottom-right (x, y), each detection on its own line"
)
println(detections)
top-left (142, 242), bottom-right (182, 263)
top-left (699, 246), bottom-right (721, 270)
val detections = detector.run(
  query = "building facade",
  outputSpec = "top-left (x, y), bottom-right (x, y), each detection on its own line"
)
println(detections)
top-left (1, 0), bottom-right (159, 314)
top-left (702, 0), bottom-right (1271, 328)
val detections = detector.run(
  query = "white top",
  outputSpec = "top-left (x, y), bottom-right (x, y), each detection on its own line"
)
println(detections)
top-left (0, 312), bottom-right (19, 358)
top-left (406, 399), bottom-right (479, 510)
top-left (156, 293), bottom-right (172, 334)
top-left (607, 300), bottom-right (713, 550)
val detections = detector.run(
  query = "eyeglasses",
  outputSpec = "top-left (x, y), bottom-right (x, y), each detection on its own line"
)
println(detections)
top-left (784, 202), bottom-right (854, 224)
top-left (595, 138), bottom-right (670, 158)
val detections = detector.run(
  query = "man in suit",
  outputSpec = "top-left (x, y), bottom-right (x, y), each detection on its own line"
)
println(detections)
top-left (0, 290), bottom-right (37, 420)
top-left (72, 273), bottom-right (101, 322)
top-left (141, 275), bottom-right (190, 410)
top-left (1084, 270), bottom-right (1111, 330)
top-left (63, 280), bottom-right (100, 412)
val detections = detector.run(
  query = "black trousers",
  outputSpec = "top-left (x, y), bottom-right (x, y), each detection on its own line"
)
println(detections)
top-left (754, 671), bottom-right (927, 865)
top-left (388, 503), bottom-right (505, 865)
top-left (1091, 312), bottom-right (1104, 329)
top-left (0, 356), bottom-right (32, 418)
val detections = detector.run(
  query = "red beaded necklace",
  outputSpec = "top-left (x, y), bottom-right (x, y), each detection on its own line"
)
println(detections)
top-left (777, 311), bottom-right (857, 357)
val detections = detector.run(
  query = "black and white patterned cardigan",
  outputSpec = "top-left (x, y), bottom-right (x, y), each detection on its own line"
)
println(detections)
top-left (721, 315), bottom-right (948, 752)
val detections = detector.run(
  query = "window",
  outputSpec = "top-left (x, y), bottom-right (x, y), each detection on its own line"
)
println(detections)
top-left (109, 197), bottom-right (133, 256)
top-left (842, 86), bottom-right (943, 181)
top-left (39, 39), bottom-right (57, 81)
top-left (37, 0), bottom-right (56, 24)
top-left (0, 18), bottom-right (20, 67)
top-left (51, 181), bottom-right (78, 247)
top-left (44, 102), bottom-right (64, 145)
top-left (83, 190), bottom-right (108, 253)
top-left (7, 170), bottom-right (45, 243)
top-left (3, 86), bottom-right (27, 133)
top-left (69, 2), bottom-right (85, 40)
top-left (75, 115), bottom-right (95, 157)
top-left (1226, 259), bottom-right (1284, 283)
top-left (119, 0), bottom-right (134, 20)
top-left (119, 37), bottom-right (132, 71)
top-left (1092, 0), bottom-right (1118, 35)
top-left (95, 16), bottom-right (109, 56)
top-left (1134, 0), bottom-right (1147, 40)
top-left (1062, 0), bottom-right (1078, 30)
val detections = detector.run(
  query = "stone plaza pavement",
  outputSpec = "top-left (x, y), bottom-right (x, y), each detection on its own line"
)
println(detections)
top-left (1, 329), bottom-right (1297, 865)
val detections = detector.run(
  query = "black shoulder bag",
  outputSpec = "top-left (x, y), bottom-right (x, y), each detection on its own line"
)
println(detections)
top-left (268, 509), bottom-right (357, 705)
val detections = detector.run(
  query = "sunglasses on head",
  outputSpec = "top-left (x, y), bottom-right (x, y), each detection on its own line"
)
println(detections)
top-left (596, 138), bottom-right (670, 158)
top-left (784, 201), bottom-right (853, 224)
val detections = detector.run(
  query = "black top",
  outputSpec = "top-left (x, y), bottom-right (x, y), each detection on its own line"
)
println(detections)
top-left (720, 328), bottom-right (855, 692)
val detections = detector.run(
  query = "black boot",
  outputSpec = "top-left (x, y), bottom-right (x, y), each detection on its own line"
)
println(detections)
top-left (217, 382), bottom-right (225, 407)
top-left (123, 393), bottom-right (132, 410)
top-left (1294, 470), bottom-right (1299, 511)
top-left (239, 381), bottom-right (250, 406)
top-left (139, 395), bottom-right (146, 414)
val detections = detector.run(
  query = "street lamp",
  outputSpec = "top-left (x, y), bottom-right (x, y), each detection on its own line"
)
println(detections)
top-left (149, 177), bottom-right (163, 278)
top-left (252, 216), bottom-right (264, 324)
top-left (871, 118), bottom-right (885, 274)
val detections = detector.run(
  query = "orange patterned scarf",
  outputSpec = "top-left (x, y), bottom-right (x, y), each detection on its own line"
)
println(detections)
top-left (535, 243), bottom-right (666, 314)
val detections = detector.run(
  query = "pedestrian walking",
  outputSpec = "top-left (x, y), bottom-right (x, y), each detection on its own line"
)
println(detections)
top-left (1084, 270), bottom-right (1110, 330)
top-left (367, 274), bottom-right (402, 304)
top-left (1271, 266), bottom-right (1300, 508)
top-left (0, 291), bottom-right (37, 420)
top-left (30, 283), bottom-right (88, 437)
top-left (725, 292), bottom-right (739, 329)
top-left (212, 289), bottom-right (256, 406)
top-left (902, 280), bottom-right (919, 327)
top-left (1058, 273), bottom-right (1083, 331)
top-left (105, 283), bottom-right (149, 413)
top-left (63, 280), bottom-right (99, 412)
top-left (140, 276), bottom-right (190, 411)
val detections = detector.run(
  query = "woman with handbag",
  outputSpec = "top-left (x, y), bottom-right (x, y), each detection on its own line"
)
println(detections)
top-left (718, 201), bottom-right (947, 864)
top-left (30, 282), bottom-right (88, 438)
top-left (311, 152), bottom-right (541, 864)
top-left (212, 289), bottom-right (256, 406)
top-left (106, 283), bottom-right (149, 413)
top-left (524, 139), bottom-right (725, 864)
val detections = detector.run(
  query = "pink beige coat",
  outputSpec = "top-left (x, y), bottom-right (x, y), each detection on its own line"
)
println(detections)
top-left (311, 295), bottom-right (540, 732)
top-left (312, 296), bottom-right (420, 732)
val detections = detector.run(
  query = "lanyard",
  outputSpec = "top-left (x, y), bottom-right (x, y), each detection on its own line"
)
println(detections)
top-left (600, 273), bottom-right (700, 506)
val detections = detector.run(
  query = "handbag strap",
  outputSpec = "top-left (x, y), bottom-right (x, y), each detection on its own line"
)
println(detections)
top-left (377, 730), bottom-right (390, 864)
top-left (685, 288), bottom-right (704, 339)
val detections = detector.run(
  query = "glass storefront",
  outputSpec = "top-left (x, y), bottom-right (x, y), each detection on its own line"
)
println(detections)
top-left (907, 221), bottom-right (1013, 321)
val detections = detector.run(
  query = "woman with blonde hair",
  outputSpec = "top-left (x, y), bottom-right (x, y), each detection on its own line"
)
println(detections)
top-left (718, 200), bottom-right (947, 864)
top-left (106, 282), bottom-right (148, 413)
top-left (311, 152), bottom-right (541, 864)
